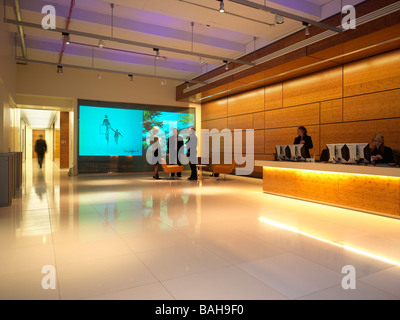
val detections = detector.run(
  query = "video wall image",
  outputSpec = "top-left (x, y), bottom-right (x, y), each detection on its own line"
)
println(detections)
top-left (78, 101), bottom-right (195, 165)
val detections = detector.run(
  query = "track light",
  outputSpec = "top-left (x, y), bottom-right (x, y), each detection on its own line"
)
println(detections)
top-left (161, 79), bottom-right (167, 86)
top-left (128, 74), bottom-right (134, 82)
top-left (303, 22), bottom-right (310, 36)
top-left (218, 0), bottom-right (225, 13)
top-left (57, 65), bottom-right (63, 75)
top-left (98, 40), bottom-right (105, 48)
top-left (223, 60), bottom-right (229, 70)
top-left (199, 56), bottom-right (205, 64)
top-left (153, 48), bottom-right (161, 59)
top-left (185, 81), bottom-right (190, 89)
top-left (275, 14), bottom-right (284, 25)
top-left (62, 32), bottom-right (70, 44)
top-left (98, 73), bottom-right (102, 80)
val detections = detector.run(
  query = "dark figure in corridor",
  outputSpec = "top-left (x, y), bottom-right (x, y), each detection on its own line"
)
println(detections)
top-left (34, 134), bottom-right (47, 169)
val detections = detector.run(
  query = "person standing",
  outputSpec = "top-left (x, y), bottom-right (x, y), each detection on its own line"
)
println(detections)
top-left (150, 126), bottom-right (162, 180)
top-left (293, 126), bottom-right (313, 158)
top-left (186, 127), bottom-right (198, 181)
top-left (34, 134), bottom-right (47, 169)
top-left (167, 128), bottom-right (184, 178)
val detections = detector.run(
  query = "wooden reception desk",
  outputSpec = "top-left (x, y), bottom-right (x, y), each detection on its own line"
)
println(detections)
top-left (255, 161), bottom-right (400, 218)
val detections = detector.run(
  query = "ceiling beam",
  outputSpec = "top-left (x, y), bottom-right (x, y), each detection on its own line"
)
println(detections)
top-left (268, 0), bottom-right (321, 18)
top-left (4, 18), bottom-right (255, 66)
top-left (230, 0), bottom-right (343, 33)
top-left (15, 58), bottom-right (208, 85)
top-left (13, 0), bottom-right (247, 52)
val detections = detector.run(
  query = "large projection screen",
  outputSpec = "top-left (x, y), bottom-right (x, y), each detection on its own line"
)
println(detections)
top-left (77, 100), bottom-right (196, 174)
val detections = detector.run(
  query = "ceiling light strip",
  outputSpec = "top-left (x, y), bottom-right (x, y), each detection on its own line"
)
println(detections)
top-left (15, 58), bottom-right (208, 85)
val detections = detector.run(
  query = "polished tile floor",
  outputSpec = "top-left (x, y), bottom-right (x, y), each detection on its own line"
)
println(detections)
top-left (0, 160), bottom-right (399, 300)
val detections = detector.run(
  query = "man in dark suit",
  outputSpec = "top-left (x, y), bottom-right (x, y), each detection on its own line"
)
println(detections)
top-left (34, 134), bottom-right (47, 169)
top-left (186, 127), bottom-right (198, 180)
top-left (167, 128), bottom-right (184, 177)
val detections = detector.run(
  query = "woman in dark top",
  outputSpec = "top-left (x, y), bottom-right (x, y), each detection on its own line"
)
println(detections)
top-left (293, 126), bottom-right (313, 158)
top-left (371, 134), bottom-right (394, 164)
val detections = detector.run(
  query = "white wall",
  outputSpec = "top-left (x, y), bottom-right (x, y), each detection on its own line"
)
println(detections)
top-left (0, 7), bottom-right (17, 153)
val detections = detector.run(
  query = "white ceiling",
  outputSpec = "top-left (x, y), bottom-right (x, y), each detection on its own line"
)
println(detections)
top-left (6, 0), bottom-right (365, 82)
top-left (20, 109), bottom-right (57, 129)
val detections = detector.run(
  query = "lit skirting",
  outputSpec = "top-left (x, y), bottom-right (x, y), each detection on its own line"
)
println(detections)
top-left (257, 161), bottom-right (400, 218)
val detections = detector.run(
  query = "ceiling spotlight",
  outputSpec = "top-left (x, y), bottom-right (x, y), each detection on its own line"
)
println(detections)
top-left (275, 14), bottom-right (284, 25)
top-left (199, 56), bottom-right (205, 64)
top-left (57, 65), bottom-right (63, 75)
top-left (185, 81), bottom-right (190, 89)
top-left (161, 79), bottom-right (167, 86)
top-left (223, 60), bottom-right (229, 70)
top-left (98, 73), bottom-right (102, 80)
top-left (153, 48), bottom-right (161, 59)
top-left (62, 32), bottom-right (70, 44)
top-left (128, 74), bottom-right (134, 82)
top-left (98, 40), bottom-right (105, 48)
top-left (303, 22), bottom-right (310, 36)
top-left (218, 0), bottom-right (225, 13)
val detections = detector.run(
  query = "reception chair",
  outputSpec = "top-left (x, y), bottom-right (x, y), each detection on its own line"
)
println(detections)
top-left (160, 158), bottom-right (184, 178)
top-left (212, 159), bottom-right (236, 180)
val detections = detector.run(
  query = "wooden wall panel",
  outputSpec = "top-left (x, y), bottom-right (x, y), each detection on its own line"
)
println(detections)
top-left (343, 89), bottom-right (400, 122)
top-left (282, 67), bottom-right (342, 107)
top-left (264, 83), bottom-right (283, 110)
top-left (227, 87), bottom-right (264, 116)
top-left (202, 118), bottom-right (228, 131)
top-left (344, 50), bottom-right (400, 97)
top-left (321, 99), bottom-right (342, 124)
top-left (201, 50), bottom-right (400, 183)
top-left (60, 112), bottom-right (70, 169)
top-left (264, 125), bottom-right (320, 156)
top-left (233, 129), bottom-right (264, 154)
top-left (227, 114), bottom-right (253, 131)
top-left (201, 98), bottom-right (228, 121)
top-left (320, 118), bottom-right (400, 150)
top-left (253, 112), bottom-right (265, 130)
top-left (265, 103), bottom-right (320, 129)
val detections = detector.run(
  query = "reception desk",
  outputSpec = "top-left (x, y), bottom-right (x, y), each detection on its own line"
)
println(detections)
top-left (255, 161), bottom-right (400, 218)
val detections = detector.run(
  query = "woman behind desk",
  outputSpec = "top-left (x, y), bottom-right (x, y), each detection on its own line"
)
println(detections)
top-left (371, 134), bottom-right (394, 164)
top-left (293, 126), bottom-right (313, 158)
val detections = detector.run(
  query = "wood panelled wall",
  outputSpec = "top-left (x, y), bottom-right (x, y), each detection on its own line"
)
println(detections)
top-left (201, 50), bottom-right (400, 177)
top-left (60, 112), bottom-right (70, 169)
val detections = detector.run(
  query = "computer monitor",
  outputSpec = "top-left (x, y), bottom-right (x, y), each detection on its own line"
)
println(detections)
top-left (288, 145), bottom-right (297, 161)
top-left (326, 144), bottom-right (337, 162)
top-left (357, 143), bottom-right (371, 163)
top-left (294, 144), bottom-right (307, 161)
top-left (344, 144), bottom-right (358, 164)
top-left (275, 145), bottom-right (286, 160)
top-left (275, 145), bottom-right (292, 160)
top-left (335, 144), bottom-right (350, 163)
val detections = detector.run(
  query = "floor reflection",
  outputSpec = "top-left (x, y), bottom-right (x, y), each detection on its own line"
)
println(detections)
top-left (1, 159), bottom-right (400, 300)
